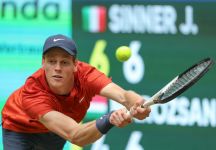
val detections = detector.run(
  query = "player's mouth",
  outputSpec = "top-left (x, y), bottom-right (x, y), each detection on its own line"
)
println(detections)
top-left (52, 75), bottom-right (63, 81)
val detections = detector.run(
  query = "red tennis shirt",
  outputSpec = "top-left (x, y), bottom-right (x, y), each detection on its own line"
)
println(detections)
top-left (2, 61), bottom-right (112, 133)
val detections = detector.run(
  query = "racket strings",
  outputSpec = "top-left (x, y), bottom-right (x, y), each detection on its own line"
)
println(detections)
top-left (161, 60), bottom-right (211, 100)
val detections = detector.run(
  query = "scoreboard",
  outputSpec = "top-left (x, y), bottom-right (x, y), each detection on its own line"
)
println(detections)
top-left (73, 0), bottom-right (216, 150)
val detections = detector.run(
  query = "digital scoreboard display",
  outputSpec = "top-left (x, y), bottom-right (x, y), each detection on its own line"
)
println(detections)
top-left (73, 0), bottom-right (216, 150)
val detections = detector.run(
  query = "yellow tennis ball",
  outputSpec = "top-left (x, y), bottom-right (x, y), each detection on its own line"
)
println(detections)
top-left (115, 46), bottom-right (131, 62)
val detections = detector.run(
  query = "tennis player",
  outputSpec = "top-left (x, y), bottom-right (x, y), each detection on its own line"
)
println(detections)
top-left (2, 34), bottom-right (151, 149)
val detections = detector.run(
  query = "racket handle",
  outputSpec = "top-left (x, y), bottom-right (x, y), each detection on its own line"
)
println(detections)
top-left (141, 100), bottom-right (155, 108)
top-left (126, 100), bottom-right (154, 116)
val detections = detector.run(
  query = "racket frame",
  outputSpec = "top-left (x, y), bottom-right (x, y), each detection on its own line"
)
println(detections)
top-left (141, 57), bottom-right (214, 108)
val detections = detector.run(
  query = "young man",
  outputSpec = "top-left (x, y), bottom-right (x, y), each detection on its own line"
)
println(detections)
top-left (2, 34), bottom-right (151, 149)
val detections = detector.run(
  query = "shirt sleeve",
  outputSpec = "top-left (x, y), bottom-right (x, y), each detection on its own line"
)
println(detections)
top-left (86, 71), bottom-right (112, 94)
top-left (78, 62), bottom-right (112, 96)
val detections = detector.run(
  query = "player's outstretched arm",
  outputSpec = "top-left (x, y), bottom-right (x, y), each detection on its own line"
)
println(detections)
top-left (100, 82), bottom-right (151, 120)
top-left (39, 108), bottom-right (131, 147)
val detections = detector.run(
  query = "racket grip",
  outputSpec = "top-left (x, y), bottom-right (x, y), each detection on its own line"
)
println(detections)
top-left (126, 100), bottom-right (154, 116)
top-left (141, 100), bottom-right (155, 108)
top-left (126, 109), bottom-right (132, 116)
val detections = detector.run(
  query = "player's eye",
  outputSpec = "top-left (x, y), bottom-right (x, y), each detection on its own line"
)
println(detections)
top-left (48, 60), bottom-right (56, 64)
top-left (62, 61), bottom-right (69, 65)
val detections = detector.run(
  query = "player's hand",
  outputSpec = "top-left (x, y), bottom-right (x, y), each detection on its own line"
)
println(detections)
top-left (124, 90), bottom-right (151, 120)
top-left (130, 99), bottom-right (151, 120)
top-left (109, 108), bottom-right (132, 128)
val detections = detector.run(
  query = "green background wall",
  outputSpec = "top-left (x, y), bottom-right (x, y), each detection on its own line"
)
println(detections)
top-left (73, 0), bottom-right (216, 149)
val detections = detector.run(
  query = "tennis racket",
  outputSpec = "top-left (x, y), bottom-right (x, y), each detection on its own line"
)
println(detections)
top-left (129, 57), bottom-right (214, 113)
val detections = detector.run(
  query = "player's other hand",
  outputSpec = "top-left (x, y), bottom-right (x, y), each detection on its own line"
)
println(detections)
top-left (130, 99), bottom-right (151, 120)
top-left (109, 108), bottom-right (132, 128)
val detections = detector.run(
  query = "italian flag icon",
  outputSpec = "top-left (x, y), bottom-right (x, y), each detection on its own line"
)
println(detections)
top-left (82, 6), bottom-right (107, 33)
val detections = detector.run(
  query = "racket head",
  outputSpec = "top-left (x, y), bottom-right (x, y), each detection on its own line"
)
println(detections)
top-left (157, 57), bottom-right (214, 104)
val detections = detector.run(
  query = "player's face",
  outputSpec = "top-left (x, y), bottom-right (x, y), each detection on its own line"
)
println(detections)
top-left (42, 48), bottom-right (77, 95)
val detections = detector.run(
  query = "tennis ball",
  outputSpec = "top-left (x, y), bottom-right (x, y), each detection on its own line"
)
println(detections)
top-left (115, 46), bottom-right (131, 62)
